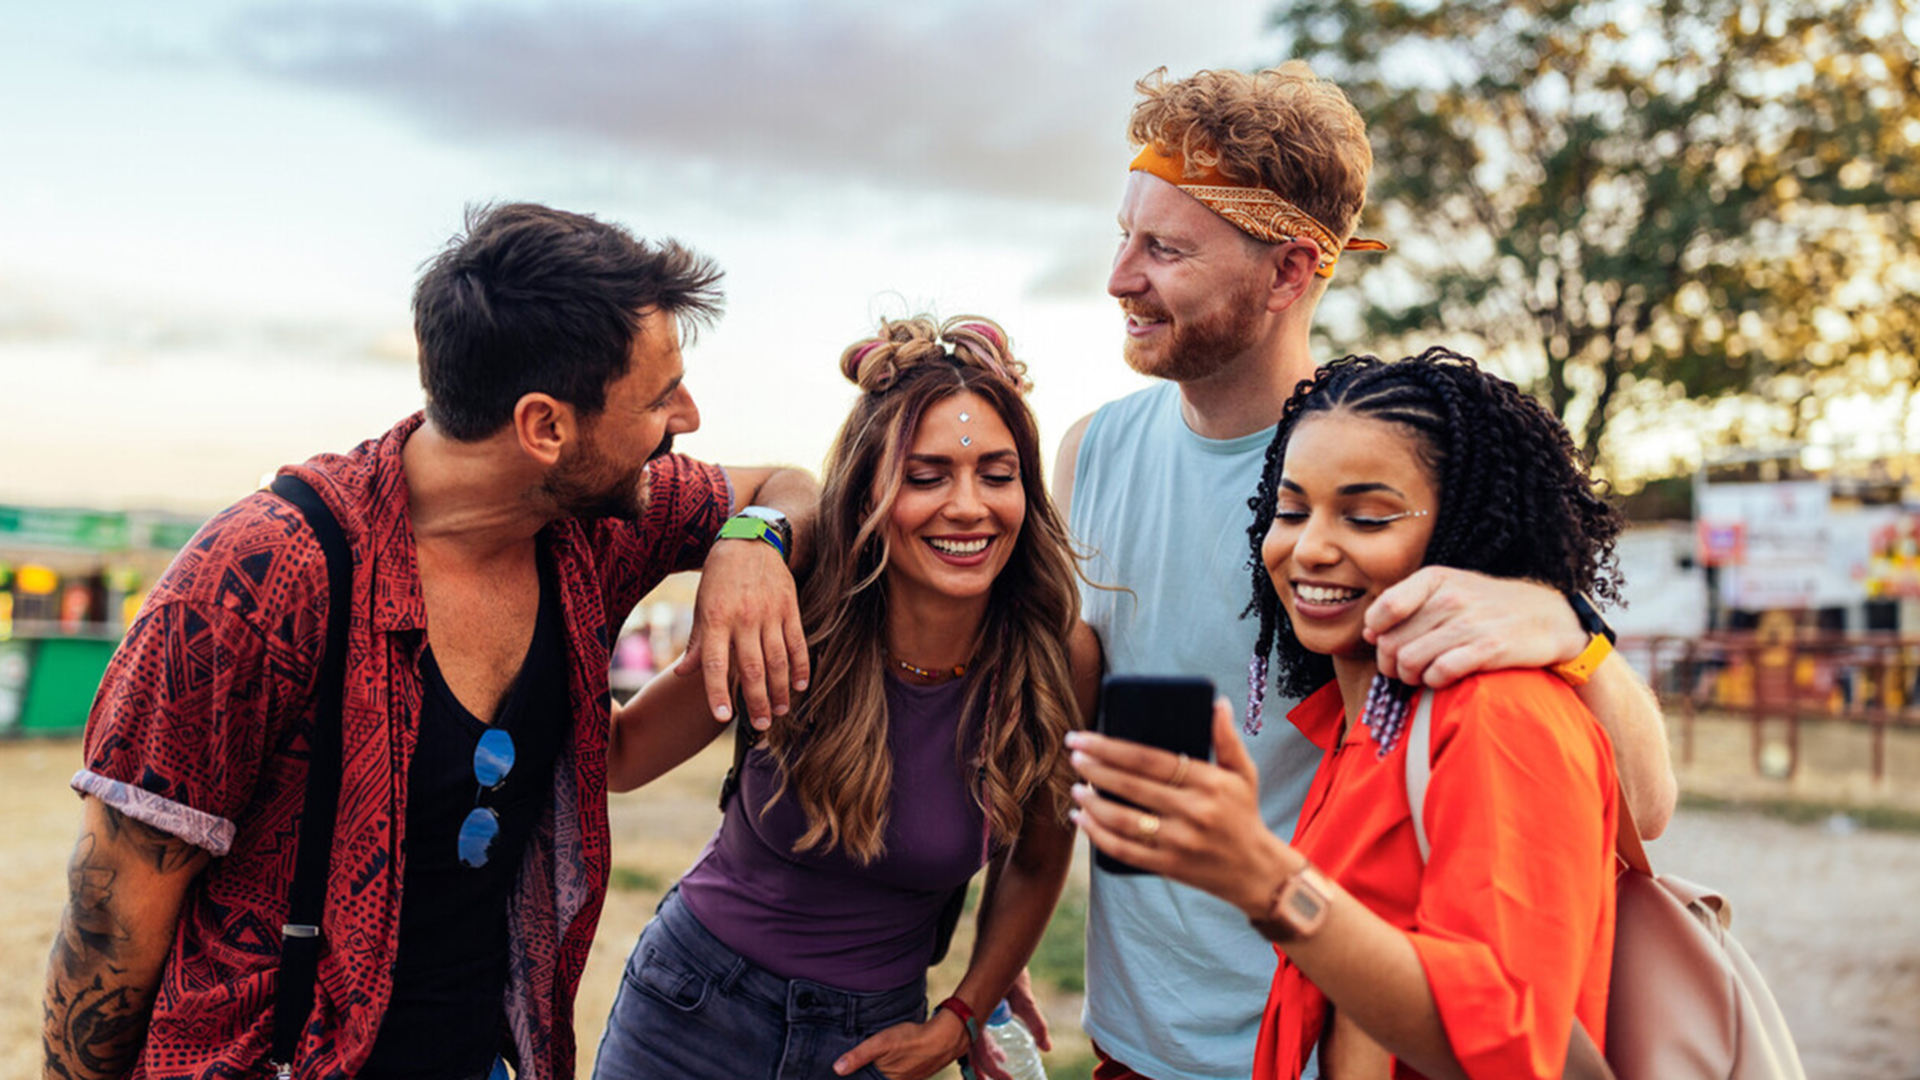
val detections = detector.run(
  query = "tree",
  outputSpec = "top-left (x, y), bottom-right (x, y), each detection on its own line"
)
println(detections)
top-left (1274, 0), bottom-right (1920, 476)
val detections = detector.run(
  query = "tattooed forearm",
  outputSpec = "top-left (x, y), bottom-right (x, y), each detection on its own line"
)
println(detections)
top-left (42, 798), bottom-right (207, 1080)
top-left (55, 833), bottom-right (131, 970)
top-left (101, 805), bottom-right (202, 875)
top-left (42, 970), bottom-right (150, 1080)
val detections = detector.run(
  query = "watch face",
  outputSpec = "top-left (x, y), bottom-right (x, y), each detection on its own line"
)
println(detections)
top-left (1276, 868), bottom-right (1332, 937)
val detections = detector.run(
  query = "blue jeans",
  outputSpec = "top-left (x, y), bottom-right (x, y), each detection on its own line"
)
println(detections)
top-left (592, 889), bottom-right (928, 1080)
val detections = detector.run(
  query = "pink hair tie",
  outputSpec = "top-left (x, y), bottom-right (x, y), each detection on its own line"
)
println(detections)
top-left (843, 339), bottom-right (885, 381)
top-left (953, 321), bottom-right (1004, 349)
top-left (957, 342), bottom-right (1013, 382)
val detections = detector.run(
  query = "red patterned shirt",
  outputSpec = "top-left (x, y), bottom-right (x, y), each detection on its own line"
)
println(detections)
top-left (75, 412), bottom-right (731, 1080)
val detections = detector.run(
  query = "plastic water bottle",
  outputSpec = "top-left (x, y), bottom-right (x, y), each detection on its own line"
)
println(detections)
top-left (985, 1000), bottom-right (1049, 1080)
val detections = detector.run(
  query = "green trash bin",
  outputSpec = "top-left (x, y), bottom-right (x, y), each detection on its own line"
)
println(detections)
top-left (14, 635), bottom-right (117, 736)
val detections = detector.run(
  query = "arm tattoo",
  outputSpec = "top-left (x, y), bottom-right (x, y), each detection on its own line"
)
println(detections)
top-left (100, 805), bottom-right (202, 875)
top-left (42, 807), bottom-right (203, 1080)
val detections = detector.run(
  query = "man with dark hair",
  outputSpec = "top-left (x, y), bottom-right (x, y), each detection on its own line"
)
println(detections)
top-left (1040, 67), bottom-right (1678, 1079)
top-left (41, 203), bottom-right (817, 1080)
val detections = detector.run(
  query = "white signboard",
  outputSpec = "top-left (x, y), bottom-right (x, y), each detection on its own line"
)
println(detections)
top-left (1698, 481), bottom-right (1830, 609)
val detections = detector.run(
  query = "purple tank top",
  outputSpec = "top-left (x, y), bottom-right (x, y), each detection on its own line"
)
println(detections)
top-left (677, 672), bottom-right (990, 991)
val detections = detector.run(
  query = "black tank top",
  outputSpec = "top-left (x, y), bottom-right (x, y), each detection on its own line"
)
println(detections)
top-left (361, 549), bottom-right (570, 1078)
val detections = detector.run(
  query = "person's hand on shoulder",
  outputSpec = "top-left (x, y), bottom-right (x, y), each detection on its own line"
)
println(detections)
top-left (677, 536), bottom-right (808, 730)
top-left (679, 467), bottom-right (820, 730)
top-left (1363, 567), bottom-right (1585, 688)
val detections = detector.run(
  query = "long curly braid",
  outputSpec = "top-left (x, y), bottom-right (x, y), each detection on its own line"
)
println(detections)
top-left (1242, 347), bottom-right (1625, 740)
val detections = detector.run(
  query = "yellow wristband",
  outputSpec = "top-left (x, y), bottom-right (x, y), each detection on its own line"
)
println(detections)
top-left (1551, 632), bottom-right (1613, 686)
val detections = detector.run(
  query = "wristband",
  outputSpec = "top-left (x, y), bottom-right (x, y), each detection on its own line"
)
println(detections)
top-left (935, 994), bottom-right (981, 1080)
top-left (717, 509), bottom-right (790, 560)
top-left (1551, 631), bottom-right (1613, 686)
top-left (934, 995), bottom-right (979, 1043)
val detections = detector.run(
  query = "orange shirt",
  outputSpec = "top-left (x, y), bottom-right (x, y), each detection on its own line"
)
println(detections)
top-left (1252, 670), bottom-right (1618, 1080)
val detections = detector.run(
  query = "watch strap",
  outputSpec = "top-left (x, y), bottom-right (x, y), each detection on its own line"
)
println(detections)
top-left (1568, 592), bottom-right (1617, 644)
top-left (1250, 862), bottom-right (1334, 942)
top-left (1551, 631), bottom-right (1614, 686)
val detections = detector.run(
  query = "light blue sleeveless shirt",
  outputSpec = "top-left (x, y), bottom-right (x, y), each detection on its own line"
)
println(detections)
top-left (1072, 381), bottom-right (1317, 1080)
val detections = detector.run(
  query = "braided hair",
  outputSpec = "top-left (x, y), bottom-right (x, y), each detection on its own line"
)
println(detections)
top-left (1241, 347), bottom-right (1625, 742)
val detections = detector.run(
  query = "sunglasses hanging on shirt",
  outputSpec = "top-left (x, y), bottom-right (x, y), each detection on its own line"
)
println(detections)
top-left (458, 727), bottom-right (517, 868)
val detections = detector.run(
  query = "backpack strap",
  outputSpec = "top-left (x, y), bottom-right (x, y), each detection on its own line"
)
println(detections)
top-left (266, 475), bottom-right (353, 1076)
top-left (1404, 690), bottom-right (1434, 861)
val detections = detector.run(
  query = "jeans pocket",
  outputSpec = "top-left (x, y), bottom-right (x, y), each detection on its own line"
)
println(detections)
top-left (627, 939), bottom-right (711, 1012)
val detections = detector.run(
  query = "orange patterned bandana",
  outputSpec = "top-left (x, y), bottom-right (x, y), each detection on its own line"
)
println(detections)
top-left (1130, 144), bottom-right (1388, 278)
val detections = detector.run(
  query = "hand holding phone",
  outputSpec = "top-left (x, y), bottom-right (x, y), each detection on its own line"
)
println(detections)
top-left (1092, 674), bottom-right (1214, 875)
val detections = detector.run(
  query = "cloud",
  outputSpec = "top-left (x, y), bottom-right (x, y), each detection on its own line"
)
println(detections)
top-left (222, 0), bottom-right (1275, 209)
top-left (0, 280), bottom-right (409, 368)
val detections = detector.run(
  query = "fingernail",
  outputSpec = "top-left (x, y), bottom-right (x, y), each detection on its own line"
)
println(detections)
top-left (1070, 783), bottom-right (1091, 802)
top-left (753, 715), bottom-right (770, 729)
top-left (1070, 750), bottom-right (1090, 769)
top-left (774, 703), bottom-right (789, 717)
top-left (795, 678), bottom-right (809, 691)
top-left (1068, 808), bottom-right (1084, 826)
top-left (714, 705), bottom-right (732, 722)
top-left (1064, 731), bottom-right (1086, 747)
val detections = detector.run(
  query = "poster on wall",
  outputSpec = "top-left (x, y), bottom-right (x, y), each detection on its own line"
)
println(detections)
top-left (1697, 481), bottom-right (1830, 609)
top-left (1867, 514), bottom-right (1920, 599)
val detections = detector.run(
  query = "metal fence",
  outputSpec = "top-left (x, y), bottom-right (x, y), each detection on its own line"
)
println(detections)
top-left (1623, 632), bottom-right (1920, 781)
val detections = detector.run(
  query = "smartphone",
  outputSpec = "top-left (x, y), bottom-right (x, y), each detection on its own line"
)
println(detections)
top-left (1092, 674), bottom-right (1215, 875)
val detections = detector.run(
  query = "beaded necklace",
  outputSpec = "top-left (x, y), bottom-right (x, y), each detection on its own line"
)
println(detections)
top-left (888, 653), bottom-right (967, 682)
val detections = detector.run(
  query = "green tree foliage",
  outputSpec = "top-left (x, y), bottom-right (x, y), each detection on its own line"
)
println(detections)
top-left (1274, 0), bottom-right (1920, 473)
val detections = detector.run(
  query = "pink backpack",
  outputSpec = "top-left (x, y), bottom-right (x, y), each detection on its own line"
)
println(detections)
top-left (1404, 693), bottom-right (1807, 1080)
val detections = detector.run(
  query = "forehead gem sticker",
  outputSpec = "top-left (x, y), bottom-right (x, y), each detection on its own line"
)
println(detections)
top-left (960, 435), bottom-right (973, 446)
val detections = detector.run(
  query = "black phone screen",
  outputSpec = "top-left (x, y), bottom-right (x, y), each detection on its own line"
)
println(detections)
top-left (1092, 674), bottom-right (1214, 875)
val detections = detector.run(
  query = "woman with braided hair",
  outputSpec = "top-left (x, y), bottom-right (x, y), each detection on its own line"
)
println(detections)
top-left (593, 315), bottom-right (1099, 1080)
top-left (1070, 348), bottom-right (1624, 1079)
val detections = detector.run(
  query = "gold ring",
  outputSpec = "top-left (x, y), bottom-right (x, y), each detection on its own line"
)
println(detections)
top-left (1167, 754), bottom-right (1192, 788)
top-left (1136, 812), bottom-right (1161, 844)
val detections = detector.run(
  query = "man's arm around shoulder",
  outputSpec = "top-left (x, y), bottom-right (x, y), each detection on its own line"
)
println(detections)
top-left (43, 796), bottom-right (209, 1080)
top-left (1365, 568), bottom-right (1677, 837)
top-left (676, 465), bottom-right (821, 730)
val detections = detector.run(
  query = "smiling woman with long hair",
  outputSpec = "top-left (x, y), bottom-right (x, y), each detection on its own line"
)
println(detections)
top-left (1070, 348), bottom-right (1625, 1080)
top-left (592, 315), bottom-right (1098, 1080)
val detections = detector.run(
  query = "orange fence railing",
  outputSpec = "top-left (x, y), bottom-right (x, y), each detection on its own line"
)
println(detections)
top-left (1622, 633), bottom-right (1920, 781)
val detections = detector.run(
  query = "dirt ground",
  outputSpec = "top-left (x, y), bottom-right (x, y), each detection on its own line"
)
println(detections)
top-left (4, 716), bottom-right (1918, 1078)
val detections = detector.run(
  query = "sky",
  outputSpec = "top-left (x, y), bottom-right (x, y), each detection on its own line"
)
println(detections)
top-left (0, 0), bottom-right (1281, 513)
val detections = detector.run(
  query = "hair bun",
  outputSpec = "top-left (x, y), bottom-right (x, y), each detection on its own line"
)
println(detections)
top-left (838, 315), bottom-right (1030, 395)
top-left (940, 316), bottom-right (1030, 393)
